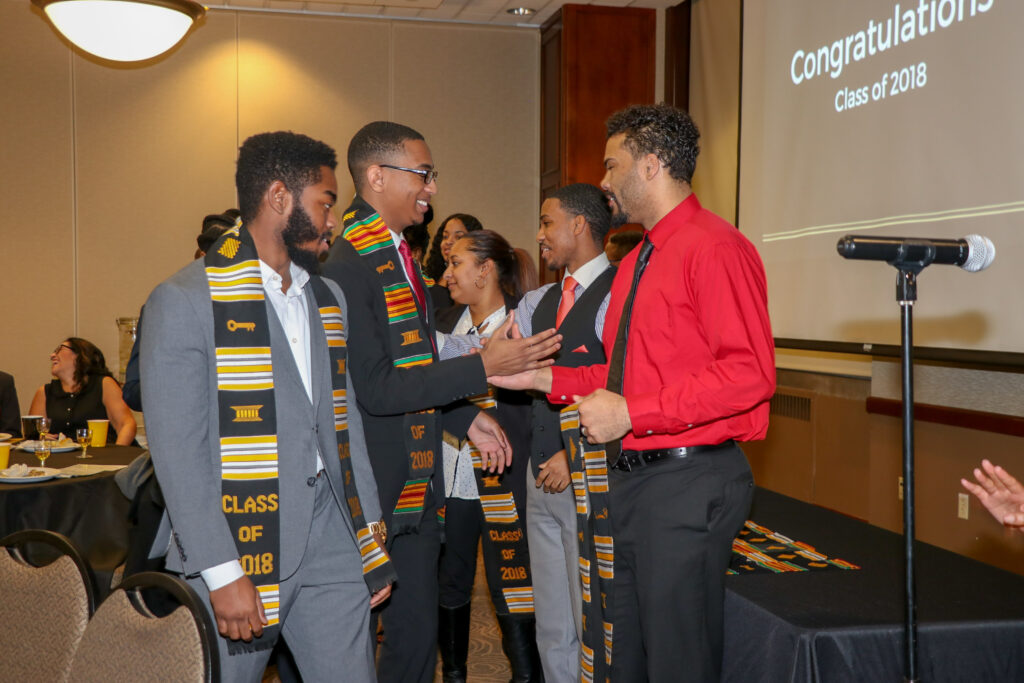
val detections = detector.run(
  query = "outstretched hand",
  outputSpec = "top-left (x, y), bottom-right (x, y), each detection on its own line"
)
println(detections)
top-left (961, 459), bottom-right (1024, 530)
top-left (468, 410), bottom-right (512, 473)
top-left (479, 312), bottom-right (561, 378)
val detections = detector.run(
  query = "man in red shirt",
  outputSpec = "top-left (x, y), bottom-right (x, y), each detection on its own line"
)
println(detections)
top-left (493, 103), bottom-right (775, 681)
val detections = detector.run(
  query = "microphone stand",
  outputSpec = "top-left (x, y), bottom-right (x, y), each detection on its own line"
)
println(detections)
top-left (892, 256), bottom-right (931, 683)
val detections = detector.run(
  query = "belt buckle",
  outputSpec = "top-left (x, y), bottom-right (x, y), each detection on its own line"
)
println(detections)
top-left (613, 453), bottom-right (632, 472)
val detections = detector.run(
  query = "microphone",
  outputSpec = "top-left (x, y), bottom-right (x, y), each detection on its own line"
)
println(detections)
top-left (836, 234), bottom-right (995, 272)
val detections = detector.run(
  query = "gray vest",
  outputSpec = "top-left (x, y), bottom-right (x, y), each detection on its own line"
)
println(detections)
top-left (529, 266), bottom-right (615, 477)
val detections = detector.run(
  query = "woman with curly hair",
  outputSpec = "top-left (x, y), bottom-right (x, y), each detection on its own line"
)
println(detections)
top-left (29, 337), bottom-right (136, 445)
top-left (424, 213), bottom-right (484, 315)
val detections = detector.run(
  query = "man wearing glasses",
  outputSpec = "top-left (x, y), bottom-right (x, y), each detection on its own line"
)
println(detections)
top-left (321, 121), bottom-right (560, 683)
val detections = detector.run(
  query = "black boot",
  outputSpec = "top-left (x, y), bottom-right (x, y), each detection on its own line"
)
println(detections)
top-left (439, 603), bottom-right (471, 683)
top-left (496, 614), bottom-right (544, 683)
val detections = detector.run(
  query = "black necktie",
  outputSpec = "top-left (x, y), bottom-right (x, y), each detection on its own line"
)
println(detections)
top-left (604, 236), bottom-right (653, 465)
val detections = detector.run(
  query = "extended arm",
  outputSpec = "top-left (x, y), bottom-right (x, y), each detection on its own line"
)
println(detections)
top-left (322, 255), bottom-right (487, 416)
top-left (322, 250), bottom-right (559, 417)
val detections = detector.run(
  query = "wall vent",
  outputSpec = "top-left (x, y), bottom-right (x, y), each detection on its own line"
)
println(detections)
top-left (770, 392), bottom-right (811, 421)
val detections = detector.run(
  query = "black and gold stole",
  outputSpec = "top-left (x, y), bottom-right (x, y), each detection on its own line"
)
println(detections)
top-left (560, 405), bottom-right (614, 683)
top-left (453, 390), bottom-right (535, 617)
top-left (341, 198), bottom-right (437, 535)
top-left (206, 226), bottom-right (393, 654)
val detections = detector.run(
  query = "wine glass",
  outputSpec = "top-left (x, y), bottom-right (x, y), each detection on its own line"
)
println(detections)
top-left (76, 428), bottom-right (93, 459)
top-left (36, 417), bottom-right (51, 443)
top-left (36, 439), bottom-right (51, 469)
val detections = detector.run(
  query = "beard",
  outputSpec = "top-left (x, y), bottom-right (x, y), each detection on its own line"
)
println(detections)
top-left (608, 167), bottom-right (643, 228)
top-left (608, 196), bottom-right (630, 229)
top-left (282, 202), bottom-right (323, 275)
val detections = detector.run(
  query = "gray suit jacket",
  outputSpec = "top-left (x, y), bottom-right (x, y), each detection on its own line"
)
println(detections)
top-left (140, 259), bottom-right (382, 582)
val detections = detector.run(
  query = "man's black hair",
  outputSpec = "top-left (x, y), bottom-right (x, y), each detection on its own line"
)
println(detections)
top-left (549, 183), bottom-right (613, 245)
top-left (347, 121), bottom-right (425, 192)
top-left (235, 131), bottom-right (337, 224)
top-left (606, 103), bottom-right (700, 184)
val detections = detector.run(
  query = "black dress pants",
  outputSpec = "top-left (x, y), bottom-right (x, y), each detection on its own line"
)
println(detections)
top-left (375, 504), bottom-right (442, 683)
top-left (608, 443), bottom-right (753, 683)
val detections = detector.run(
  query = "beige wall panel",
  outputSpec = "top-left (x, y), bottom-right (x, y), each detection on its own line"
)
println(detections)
top-left (73, 13), bottom-right (239, 371)
top-left (689, 0), bottom-right (740, 225)
top-left (0, 1), bottom-right (74, 411)
top-left (743, 413), bottom-right (815, 502)
top-left (237, 14), bottom-right (391, 211)
top-left (811, 395), bottom-right (871, 520)
top-left (392, 24), bottom-right (540, 254)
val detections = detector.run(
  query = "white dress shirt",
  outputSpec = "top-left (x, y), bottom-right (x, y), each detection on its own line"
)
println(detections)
top-left (442, 305), bottom-right (508, 501)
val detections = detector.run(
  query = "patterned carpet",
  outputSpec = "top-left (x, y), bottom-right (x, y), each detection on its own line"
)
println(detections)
top-left (262, 552), bottom-right (511, 682)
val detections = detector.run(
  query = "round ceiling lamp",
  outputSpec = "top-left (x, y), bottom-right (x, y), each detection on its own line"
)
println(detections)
top-left (32, 0), bottom-right (206, 62)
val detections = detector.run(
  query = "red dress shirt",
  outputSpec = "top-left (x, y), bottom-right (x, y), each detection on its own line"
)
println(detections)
top-left (549, 194), bottom-right (775, 449)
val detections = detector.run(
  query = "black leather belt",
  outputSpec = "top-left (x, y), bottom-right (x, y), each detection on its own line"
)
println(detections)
top-left (610, 440), bottom-right (736, 472)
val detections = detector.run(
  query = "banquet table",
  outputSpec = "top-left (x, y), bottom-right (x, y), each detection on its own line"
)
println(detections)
top-left (0, 444), bottom-right (146, 597)
top-left (723, 488), bottom-right (1024, 682)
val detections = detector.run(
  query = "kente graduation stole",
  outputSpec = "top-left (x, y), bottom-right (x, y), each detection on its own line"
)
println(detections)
top-left (342, 198), bottom-right (437, 534)
top-left (453, 389), bottom-right (535, 617)
top-left (560, 405), bottom-right (614, 683)
top-left (206, 226), bottom-right (393, 655)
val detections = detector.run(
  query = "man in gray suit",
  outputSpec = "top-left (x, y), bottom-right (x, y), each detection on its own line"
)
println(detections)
top-left (141, 131), bottom-right (394, 681)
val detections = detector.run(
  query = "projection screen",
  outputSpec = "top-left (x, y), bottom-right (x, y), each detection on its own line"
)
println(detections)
top-left (739, 0), bottom-right (1024, 354)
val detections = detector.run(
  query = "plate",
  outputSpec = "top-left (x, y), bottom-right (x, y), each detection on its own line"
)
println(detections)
top-left (17, 441), bottom-right (80, 453)
top-left (0, 433), bottom-right (11, 442)
top-left (0, 467), bottom-right (60, 483)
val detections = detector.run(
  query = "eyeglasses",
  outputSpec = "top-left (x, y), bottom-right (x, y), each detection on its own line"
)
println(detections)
top-left (380, 164), bottom-right (438, 185)
top-left (52, 344), bottom-right (73, 355)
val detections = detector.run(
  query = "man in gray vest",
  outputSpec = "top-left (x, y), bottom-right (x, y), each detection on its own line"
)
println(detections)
top-left (515, 183), bottom-right (615, 682)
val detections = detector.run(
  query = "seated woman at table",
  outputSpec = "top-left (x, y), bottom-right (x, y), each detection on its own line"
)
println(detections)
top-left (28, 337), bottom-right (136, 445)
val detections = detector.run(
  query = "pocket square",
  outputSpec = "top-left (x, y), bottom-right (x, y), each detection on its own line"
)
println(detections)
top-left (571, 344), bottom-right (589, 353)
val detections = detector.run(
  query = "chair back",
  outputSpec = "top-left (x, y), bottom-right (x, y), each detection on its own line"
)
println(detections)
top-left (0, 529), bottom-right (97, 683)
top-left (66, 571), bottom-right (219, 683)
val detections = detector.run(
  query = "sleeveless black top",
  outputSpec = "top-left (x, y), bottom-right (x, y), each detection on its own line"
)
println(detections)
top-left (44, 376), bottom-right (115, 443)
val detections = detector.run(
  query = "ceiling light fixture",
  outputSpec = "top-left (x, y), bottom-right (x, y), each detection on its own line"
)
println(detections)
top-left (506, 7), bottom-right (535, 16)
top-left (32, 0), bottom-right (206, 62)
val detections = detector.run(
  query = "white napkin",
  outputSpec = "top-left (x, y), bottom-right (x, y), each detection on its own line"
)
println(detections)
top-left (1, 463), bottom-right (34, 478)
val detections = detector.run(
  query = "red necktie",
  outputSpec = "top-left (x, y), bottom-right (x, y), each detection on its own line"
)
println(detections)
top-left (398, 240), bottom-right (427, 317)
top-left (555, 276), bottom-right (578, 328)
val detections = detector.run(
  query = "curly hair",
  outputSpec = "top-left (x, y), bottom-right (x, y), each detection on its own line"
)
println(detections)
top-left (459, 230), bottom-right (528, 305)
top-left (347, 121), bottom-right (425, 193)
top-left (63, 337), bottom-right (114, 391)
top-left (235, 132), bottom-right (337, 224)
top-left (424, 213), bottom-right (483, 281)
top-left (548, 183), bottom-right (613, 245)
top-left (606, 103), bottom-right (700, 183)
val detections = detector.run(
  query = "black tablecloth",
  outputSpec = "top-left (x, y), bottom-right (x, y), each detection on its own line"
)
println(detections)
top-left (723, 488), bottom-right (1024, 682)
top-left (0, 445), bottom-right (146, 597)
